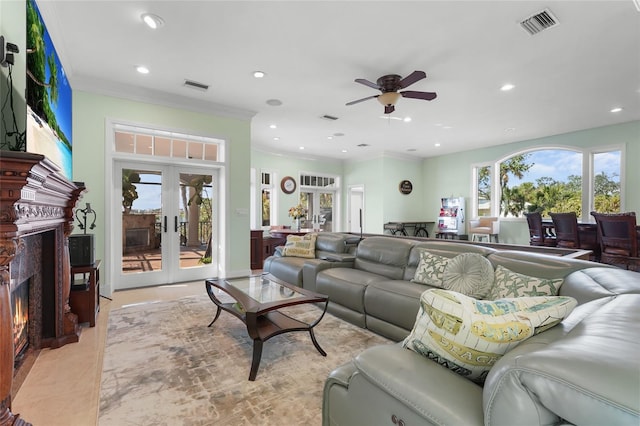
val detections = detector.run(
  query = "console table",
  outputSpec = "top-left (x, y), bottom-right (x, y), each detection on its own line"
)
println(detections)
top-left (69, 260), bottom-right (101, 327)
top-left (384, 221), bottom-right (434, 237)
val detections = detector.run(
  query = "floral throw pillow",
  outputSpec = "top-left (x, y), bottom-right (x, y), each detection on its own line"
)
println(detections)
top-left (487, 265), bottom-right (564, 300)
top-left (281, 233), bottom-right (317, 258)
top-left (412, 249), bottom-right (450, 287)
top-left (403, 288), bottom-right (577, 384)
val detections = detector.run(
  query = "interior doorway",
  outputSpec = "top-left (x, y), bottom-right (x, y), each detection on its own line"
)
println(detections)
top-left (348, 185), bottom-right (364, 234)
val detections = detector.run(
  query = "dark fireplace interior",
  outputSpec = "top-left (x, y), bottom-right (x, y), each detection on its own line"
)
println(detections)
top-left (126, 228), bottom-right (150, 248)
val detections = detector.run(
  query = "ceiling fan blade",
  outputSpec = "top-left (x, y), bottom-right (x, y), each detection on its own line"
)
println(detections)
top-left (346, 95), bottom-right (379, 106)
top-left (400, 90), bottom-right (437, 101)
top-left (354, 78), bottom-right (381, 90)
top-left (398, 71), bottom-right (426, 89)
top-left (384, 105), bottom-right (395, 114)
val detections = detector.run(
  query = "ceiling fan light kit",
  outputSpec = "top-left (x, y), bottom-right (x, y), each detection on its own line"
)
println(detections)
top-left (346, 70), bottom-right (437, 114)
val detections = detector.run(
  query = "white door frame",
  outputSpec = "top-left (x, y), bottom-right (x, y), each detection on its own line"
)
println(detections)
top-left (348, 184), bottom-right (365, 234)
top-left (111, 161), bottom-right (219, 290)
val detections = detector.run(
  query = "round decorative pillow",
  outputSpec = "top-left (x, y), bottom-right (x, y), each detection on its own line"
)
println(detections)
top-left (442, 253), bottom-right (494, 299)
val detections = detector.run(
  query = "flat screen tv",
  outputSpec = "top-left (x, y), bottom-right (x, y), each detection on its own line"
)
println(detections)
top-left (25, 0), bottom-right (73, 180)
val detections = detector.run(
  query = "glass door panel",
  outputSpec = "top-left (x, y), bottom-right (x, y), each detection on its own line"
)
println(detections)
top-left (115, 163), bottom-right (217, 289)
top-left (299, 190), bottom-right (334, 231)
top-left (178, 172), bottom-right (213, 270)
top-left (120, 166), bottom-right (167, 286)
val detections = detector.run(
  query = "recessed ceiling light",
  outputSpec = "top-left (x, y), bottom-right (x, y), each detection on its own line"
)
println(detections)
top-left (253, 71), bottom-right (266, 78)
top-left (341, 150), bottom-right (348, 153)
top-left (266, 99), bottom-right (282, 106)
top-left (273, 137), bottom-right (280, 141)
top-left (610, 107), bottom-right (623, 113)
top-left (141, 13), bottom-right (164, 29)
top-left (443, 126), bottom-right (452, 130)
top-left (501, 83), bottom-right (515, 91)
top-left (299, 146), bottom-right (305, 150)
top-left (435, 143), bottom-right (441, 147)
top-left (269, 124), bottom-right (277, 129)
top-left (403, 117), bottom-right (412, 122)
top-left (327, 136), bottom-right (333, 140)
top-left (136, 65), bottom-right (149, 74)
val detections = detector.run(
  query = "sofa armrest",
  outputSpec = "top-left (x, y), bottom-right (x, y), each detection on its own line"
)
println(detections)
top-left (323, 344), bottom-right (484, 426)
top-left (302, 258), bottom-right (354, 293)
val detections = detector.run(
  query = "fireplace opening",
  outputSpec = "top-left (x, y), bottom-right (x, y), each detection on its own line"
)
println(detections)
top-left (12, 279), bottom-right (29, 365)
top-left (126, 228), bottom-right (150, 249)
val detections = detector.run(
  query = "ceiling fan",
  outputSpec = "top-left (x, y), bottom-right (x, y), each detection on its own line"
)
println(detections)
top-left (346, 70), bottom-right (437, 114)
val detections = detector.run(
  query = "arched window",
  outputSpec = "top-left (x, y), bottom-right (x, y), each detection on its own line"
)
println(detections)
top-left (472, 146), bottom-right (622, 221)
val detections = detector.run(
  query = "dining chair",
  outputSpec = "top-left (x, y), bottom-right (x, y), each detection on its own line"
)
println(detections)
top-left (550, 212), bottom-right (580, 248)
top-left (524, 212), bottom-right (557, 246)
top-left (469, 216), bottom-right (500, 243)
top-left (590, 211), bottom-right (639, 271)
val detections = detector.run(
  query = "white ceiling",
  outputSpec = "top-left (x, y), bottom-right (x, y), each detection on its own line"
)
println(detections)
top-left (36, 0), bottom-right (640, 161)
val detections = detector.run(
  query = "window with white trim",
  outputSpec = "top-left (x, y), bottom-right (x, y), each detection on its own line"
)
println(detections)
top-left (472, 147), bottom-right (622, 220)
top-left (113, 124), bottom-right (224, 162)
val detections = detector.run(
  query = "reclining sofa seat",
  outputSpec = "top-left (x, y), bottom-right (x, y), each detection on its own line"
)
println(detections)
top-left (322, 244), bottom-right (640, 426)
top-left (262, 232), bottom-right (357, 287)
top-left (314, 236), bottom-right (500, 341)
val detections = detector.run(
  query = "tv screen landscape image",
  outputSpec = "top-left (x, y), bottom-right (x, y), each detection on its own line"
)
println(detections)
top-left (25, 0), bottom-right (72, 180)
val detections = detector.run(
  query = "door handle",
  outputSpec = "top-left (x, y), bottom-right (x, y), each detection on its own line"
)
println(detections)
top-left (174, 216), bottom-right (178, 233)
top-left (163, 216), bottom-right (167, 232)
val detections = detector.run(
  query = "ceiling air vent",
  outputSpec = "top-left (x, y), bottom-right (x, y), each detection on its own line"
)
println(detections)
top-left (520, 9), bottom-right (559, 36)
top-left (320, 114), bottom-right (339, 121)
top-left (357, 143), bottom-right (370, 147)
top-left (183, 79), bottom-right (209, 91)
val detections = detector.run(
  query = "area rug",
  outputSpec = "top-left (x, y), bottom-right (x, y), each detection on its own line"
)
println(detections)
top-left (99, 294), bottom-right (391, 425)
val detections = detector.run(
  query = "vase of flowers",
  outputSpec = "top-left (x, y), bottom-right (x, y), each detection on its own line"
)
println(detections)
top-left (288, 204), bottom-right (307, 231)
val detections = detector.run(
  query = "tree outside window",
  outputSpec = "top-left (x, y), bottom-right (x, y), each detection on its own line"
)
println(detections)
top-left (490, 148), bottom-right (621, 218)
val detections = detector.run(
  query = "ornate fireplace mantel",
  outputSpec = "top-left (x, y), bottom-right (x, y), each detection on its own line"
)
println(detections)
top-left (0, 151), bottom-right (85, 426)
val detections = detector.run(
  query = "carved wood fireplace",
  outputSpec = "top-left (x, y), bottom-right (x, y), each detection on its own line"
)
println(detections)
top-left (0, 152), bottom-right (85, 426)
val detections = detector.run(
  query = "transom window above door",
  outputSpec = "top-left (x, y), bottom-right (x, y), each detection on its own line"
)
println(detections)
top-left (113, 124), bottom-right (225, 162)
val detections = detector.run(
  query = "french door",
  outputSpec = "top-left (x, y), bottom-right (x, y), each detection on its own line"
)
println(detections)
top-left (300, 189), bottom-right (335, 231)
top-left (114, 161), bottom-right (217, 289)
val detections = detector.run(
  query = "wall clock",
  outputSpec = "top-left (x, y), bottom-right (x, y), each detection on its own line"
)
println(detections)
top-left (399, 180), bottom-right (413, 194)
top-left (281, 176), bottom-right (297, 194)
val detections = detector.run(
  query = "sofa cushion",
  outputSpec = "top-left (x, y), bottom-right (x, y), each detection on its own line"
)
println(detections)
top-left (317, 268), bottom-right (383, 313)
top-left (282, 233), bottom-right (317, 258)
top-left (442, 253), bottom-right (495, 299)
top-left (315, 232), bottom-right (348, 253)
top-left (365, 280), bottom-right (428, 332)
top-left (487, 265), bottom-right (564, 300)
top-left (353, 237), bottom-right (414, 280)
top-left (402, 288), bottom-right (577, 384)
top-left (411, 250), bottom-right (449, 287)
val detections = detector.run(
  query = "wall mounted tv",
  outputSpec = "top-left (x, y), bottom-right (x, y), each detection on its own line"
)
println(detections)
top-left (25, 0), bottom-right (73, 180)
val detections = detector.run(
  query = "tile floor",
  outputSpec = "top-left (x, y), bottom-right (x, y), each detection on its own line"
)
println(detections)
top-left (12, 280), bottom-right (207, 426)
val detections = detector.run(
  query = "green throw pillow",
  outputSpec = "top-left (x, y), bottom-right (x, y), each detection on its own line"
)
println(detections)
top-left (487, 265), bottom-right (564, 300)
top-left (412, 249), bottom-right (450, 287)
top-left (403, 288), bottom-right (577, 384)
top-left (442, 253), bottom-right (495, 299)
top-left (281, 233), bottom-right (317, 258)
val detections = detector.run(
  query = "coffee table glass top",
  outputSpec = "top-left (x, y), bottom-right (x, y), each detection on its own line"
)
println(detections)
top-left (223, 275), bottom-right (305, 304)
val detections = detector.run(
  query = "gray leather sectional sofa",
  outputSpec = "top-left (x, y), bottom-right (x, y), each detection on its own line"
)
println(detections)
top-left (264, 233), bottom-right (640, 425)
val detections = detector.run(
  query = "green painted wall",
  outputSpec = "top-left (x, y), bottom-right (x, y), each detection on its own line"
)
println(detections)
top-left (73, 91), bottom-right (252, 293)
top-left (422, 121), bottom-right (640, 244)
top-left (251, 149), bottom-right (343, 227)
top-left (0, 0), bottom-right (26, 150)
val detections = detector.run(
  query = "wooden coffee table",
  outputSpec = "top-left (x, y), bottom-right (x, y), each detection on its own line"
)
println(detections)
top-left (205, 274), bottom-right (329, 381)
